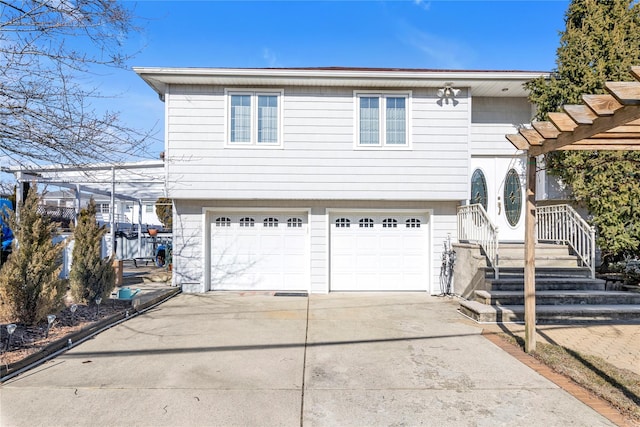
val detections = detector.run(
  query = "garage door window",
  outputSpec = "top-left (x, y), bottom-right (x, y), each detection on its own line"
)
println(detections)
top-left (406, 218), bottom-right (421, 228)
top-left (359, 218), bottom-right (374, 228)
top-left (335, 218), bottom-right (351, 228)
top-left (240, 217), bottom-right (255, 227)
top-left (215, 217), bottom-right (231, 227)
top-left (382, 218), bottom-right (398, 228)
top-left (264, 217), bottom-right (279, 227)
top-left (287, 218), bottom-right (303, 228)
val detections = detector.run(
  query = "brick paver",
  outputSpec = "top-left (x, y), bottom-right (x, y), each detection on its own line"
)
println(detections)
top-left (489, 324), bottom-right (640, 376)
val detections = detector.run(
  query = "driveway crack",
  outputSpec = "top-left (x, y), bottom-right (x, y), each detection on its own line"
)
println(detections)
top-left (299, 295), bottom-right (310, 427)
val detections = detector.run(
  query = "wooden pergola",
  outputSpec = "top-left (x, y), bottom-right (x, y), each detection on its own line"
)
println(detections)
top-left (505, 66), bottom-right (640, 353)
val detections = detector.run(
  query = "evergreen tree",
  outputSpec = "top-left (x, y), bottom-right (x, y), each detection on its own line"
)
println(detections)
top-left (155, 197), bottom-right (173, 230)
top-left (0, 188), bottom-right (66, 325)
top-left (525, 0), bottom-right (640, 264)
top-left (69, 198), bottom-right (115, 304)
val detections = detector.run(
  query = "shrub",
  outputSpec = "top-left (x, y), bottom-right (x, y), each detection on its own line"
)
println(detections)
top-left (155, 197), bottom-right (172, 230)
top-left (0, 188), bottom-right (66, 325)
top-left (69, 198), bottom-right (115, 303)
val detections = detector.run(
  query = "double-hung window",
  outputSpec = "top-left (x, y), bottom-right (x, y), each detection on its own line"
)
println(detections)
top-left (356, 92), bottom-right (410, 148)
top-left (227, 90), bottom-right (282, 146)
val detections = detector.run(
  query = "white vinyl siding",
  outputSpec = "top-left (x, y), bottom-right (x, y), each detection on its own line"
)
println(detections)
top-left (226, 90), bottom-right (282, 146)
top-left (356, 92), bottom-right (409, 148)
top-left (166, 86), bottom-right (468, 201)
top-left (470, 97), bottom-right (533, 156)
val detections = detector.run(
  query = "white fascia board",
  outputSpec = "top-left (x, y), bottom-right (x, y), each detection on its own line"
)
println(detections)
top-left (134, 67), bottom-right (550, 97)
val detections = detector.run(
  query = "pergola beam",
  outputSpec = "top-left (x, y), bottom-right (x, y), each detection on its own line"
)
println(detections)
top-left (504, 66), bottom-right (640, 353)
top-left (529, 105), bottom-right (640, 156)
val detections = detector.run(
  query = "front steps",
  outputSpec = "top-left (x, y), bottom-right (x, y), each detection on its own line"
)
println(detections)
top-left (459, 300), bottom-right (640, 323)
top-left (458, 243), bottom-right (640, 324)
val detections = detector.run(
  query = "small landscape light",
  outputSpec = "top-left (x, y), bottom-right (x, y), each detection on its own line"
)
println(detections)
top-left (95, 296), bottom-right (102, 318)
top-left (46, 314), bottom-right (56, 338)
top-left (5, 323), bottom-right (17, 351)
top-left (70, 303), bottom-right (78, 324)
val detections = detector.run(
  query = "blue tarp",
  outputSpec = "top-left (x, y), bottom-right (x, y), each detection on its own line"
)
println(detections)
top-left (0, 199), bottom-right (14, 251)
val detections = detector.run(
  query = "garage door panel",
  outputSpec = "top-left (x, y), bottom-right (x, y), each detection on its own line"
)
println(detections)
top-left (356, 254), bottom-right (379, 269)
top-left (330, 212), bottom-right (429, 291)
top-left (210, 212), bottom-right (308, 291)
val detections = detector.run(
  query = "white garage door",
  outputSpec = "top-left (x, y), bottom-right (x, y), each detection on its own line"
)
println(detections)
top-left (330, 212), bottom-right (429, 291)
top-left (210, 212), bottom-right (308, 291)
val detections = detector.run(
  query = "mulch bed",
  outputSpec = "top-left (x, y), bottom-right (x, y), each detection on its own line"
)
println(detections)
top-left (1, 300), bottom-right (132, 369)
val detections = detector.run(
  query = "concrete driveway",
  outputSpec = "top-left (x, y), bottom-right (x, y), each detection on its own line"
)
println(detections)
top-left (0, 292), bottom-right (614, 426)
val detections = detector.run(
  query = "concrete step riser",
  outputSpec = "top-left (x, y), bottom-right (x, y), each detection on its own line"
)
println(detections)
top-left (485, 269), bottom-right (593, 280)
top-left (475, 295), bottom-right (640, 306)
top-left (498, 259), bottom-right (580, 268)
top-left (487, 283), bottom-right (606, 292)
top-left (500, 250), bottom-right (576, 258)
top-left (460, 306), bottom-right (640, 324)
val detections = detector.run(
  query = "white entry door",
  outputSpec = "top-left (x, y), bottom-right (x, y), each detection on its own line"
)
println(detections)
top-left (210, 212), bottom-right (308, 291)
top-left (470, 157), bottom-right (526, 242)
top-left (330, 212), bottom-right (429, 291)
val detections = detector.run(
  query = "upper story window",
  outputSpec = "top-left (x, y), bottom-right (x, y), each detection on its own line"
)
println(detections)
top-left (227, 90), bottom-right (282, 147)
top-left (356, 92), bottom-right (410, 148)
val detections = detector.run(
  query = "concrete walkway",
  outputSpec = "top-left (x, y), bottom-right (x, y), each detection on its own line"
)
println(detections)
top-left (0, 293), bottom-right (616, 426)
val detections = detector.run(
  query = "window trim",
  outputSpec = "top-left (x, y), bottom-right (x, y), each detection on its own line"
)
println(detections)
top-left (354, 90), bottom-right (412, 150)
top-left (225, 89), bottom-right (284, 148)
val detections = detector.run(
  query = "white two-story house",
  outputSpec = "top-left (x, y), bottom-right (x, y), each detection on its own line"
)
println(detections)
top-left (135, 67), bottom-right (548, 294)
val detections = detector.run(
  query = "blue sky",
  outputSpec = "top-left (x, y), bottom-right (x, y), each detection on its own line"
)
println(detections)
top-left (103, 0), bottom-right (571, 157)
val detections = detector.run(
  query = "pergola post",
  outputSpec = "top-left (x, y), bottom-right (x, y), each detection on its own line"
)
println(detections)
top-left (524, 154), bottom-right (537, 353)
top-left (505, 67), bottom-right (640, 352)
top-left (138, 200), bottom-right (143, 258)
top-left (74, 184), bottom-right (81, 227)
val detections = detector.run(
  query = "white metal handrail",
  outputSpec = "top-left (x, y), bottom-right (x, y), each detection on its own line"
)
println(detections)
top-left (537, 204), bottom-right (596, 278)
top-left (457, 204), bottom-right (499, 279)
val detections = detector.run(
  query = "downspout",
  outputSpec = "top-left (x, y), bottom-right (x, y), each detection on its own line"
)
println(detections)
top-left (110, 167), bottom-right (116, 257)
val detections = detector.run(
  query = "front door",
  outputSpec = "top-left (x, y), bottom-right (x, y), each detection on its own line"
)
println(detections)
top-left (470, 156), bottom-right (526, 242)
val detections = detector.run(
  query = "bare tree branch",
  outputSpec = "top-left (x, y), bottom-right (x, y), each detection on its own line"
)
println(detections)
top-left (0, 0), bottom-right (154, 167)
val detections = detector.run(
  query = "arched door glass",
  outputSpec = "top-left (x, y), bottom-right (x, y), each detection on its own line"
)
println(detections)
top-left (470, 169), bottom-right (488, 211)
top-left (504, 169), bottom-right (522, 226)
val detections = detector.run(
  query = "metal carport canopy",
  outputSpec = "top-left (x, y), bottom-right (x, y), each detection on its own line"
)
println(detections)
top-left (505, 66), bottom-right (640, 353)
top-left (3, 160), bottom-right (166, 255)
